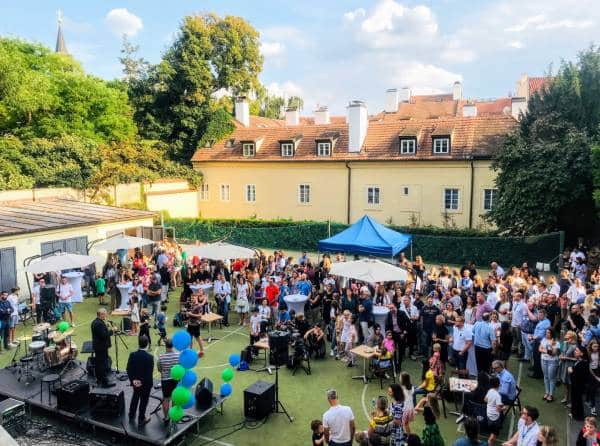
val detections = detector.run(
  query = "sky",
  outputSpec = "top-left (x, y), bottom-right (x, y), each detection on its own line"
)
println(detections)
top-left (2, 0), bottom-right (600, 114)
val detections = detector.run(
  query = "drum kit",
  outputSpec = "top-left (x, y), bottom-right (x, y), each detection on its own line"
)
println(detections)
top-left (12, 322), bottom-right (79, 382)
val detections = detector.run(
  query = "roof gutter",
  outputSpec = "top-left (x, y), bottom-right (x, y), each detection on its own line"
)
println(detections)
top-left (468, 156), bottom-right (474, 229)
top-left (345, 161), bottom-right (352, 224)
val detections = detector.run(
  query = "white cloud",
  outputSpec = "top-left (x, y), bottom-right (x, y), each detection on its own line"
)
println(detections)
top-left (105, 8), bottom-right (143, 37)
top-left (504, 15), bottom-right (546, 32)
top-left (260, 42), bottom-right (285, 58)
top-left (266, 81), bottom-right (304, 99)
top-left (261, 26), bottom-right (312, 49)
top-left (507, 40), bottom-right (524, 49)
top-left (535, 19), bottom-right (593, 30)
top-left (343, 8), bottom-right (366, 23)
top-left (387, 61), bottom-right (462, 93)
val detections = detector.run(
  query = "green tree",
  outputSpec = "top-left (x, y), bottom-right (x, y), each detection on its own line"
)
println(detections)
top-left (489, 48), bottom-right (598, 235)
top-left (130, 14), bottom-right (262, 163)
top-left (119, 36), bottom-right (148, 84)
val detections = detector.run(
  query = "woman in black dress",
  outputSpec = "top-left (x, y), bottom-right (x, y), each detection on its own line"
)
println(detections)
top-left (570, 346), bottom-right (590, 421)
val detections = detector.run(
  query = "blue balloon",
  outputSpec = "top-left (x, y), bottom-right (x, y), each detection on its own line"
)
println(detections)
top-left (228, 353), bottom-right (241, 368)
top-left (182, 394), bottom-right (195, 409)
top-left (179, 348), bottom-right (198, 369)
top-left (181, 370), bottom-right (197, 387)
top-left (220, 383), bottom-right (233, 397)
top-left (172, 331), bottom-right (192, 351)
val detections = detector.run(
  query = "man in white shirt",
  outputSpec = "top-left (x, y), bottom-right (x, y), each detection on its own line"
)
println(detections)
top-left (32, 278), bottom-right (44, 324)
top-left (7, 288), bottom-right (20, 346)
top-left (485, 376), bottom-right (504, 445)
top-left (213, 274), bottom-right (231, 327)
top-left (502, 405), bottom-right (540, 446)
top-left (510, 293), bottom-right (525, 358)
top-left (323, 389), bottom-right (355, 446)
top-left (56, 276), bottom-right (74, 324)
top-left (450, 316), bottom-right (472, 373)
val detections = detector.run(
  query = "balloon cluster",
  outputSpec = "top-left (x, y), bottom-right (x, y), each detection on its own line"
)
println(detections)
top-left (168, 331), bottom-right (198, 422)
top-left (57, 321), bottom-right (70, 332)
top-left (221, 353), bottom-right (240, 397)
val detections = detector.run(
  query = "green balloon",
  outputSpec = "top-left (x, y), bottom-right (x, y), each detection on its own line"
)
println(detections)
top-left (221, 367), bottom-right (234, 382)
top-left (57, 321), bottom-right (69, 332)
top-left (182, 251), bottom-right (187, 259)
top-left (169, 405), bottom-right (185, 422)
top-left (170, 364), bottom-right (186, 381)
top-left (172, 386), bottom-right (191, 406)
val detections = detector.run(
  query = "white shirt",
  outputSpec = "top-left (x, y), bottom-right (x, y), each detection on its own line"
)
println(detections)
top-left (258, 305), bottom-right (271, 321)
top-left (516, 419), bottom-right (540, 446)
top-left (486, 291), bottom-right (498, 307)
top-left (486, 388), bottom-right (502, 421)
top-left (400, 304), bottom-right (419, 320)
top-left (236, 283), bottom-right (249, 303)
top-left (32, 284), bottom-right (41, 305)
top-left (214, 281), bottom-right (231, 300)
top-left (58, 283), bottom-right (74, 303)
top-left (511, 301), bottom-right (525, 327)
top-left (250, 314), bottom-right (261, 334)
top-left (7, 294), bottom-right (18, 317)
top-left (452, 325), bottom-right (473, 351)
top-left (323, 404), bottom-right (354, 443)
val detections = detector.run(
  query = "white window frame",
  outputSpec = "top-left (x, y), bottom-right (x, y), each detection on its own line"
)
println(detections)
top-left (444, 188), bottom-right (460, 211)
top-left (433, 137), bottom-right (450, 154)
top-left (298, 184), bottom-right (311, 204)
top-left (281, 143), bottom-right (294, 157)
top-left (219, 184), bottom-right (230, 202)
top-left (483, 188), bottom-right (498, 211)
top-left (245, 184), bottom-right (256, 203)
top-left (242, 143), bottom-right (255, 157)
top-left (400, 138), bottom-right (416, 154)
top-left (367, 186), bottom-right (381, 206)
top-left (199, 183), bottom-right (209, 201)
top-left (317, 141), bottom-right (331, 157)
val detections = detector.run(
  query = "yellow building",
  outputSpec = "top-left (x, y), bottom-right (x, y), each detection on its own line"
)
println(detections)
top-left (192, 86), bottom-right (518, 228)
top-left (0, 199), bottom-right (156, 294)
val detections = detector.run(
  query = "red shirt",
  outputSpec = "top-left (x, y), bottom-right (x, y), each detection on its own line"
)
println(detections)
top-left (265, 284), bottom-right (280, 307)
top-left (232, 259), bottom-right (244, 272)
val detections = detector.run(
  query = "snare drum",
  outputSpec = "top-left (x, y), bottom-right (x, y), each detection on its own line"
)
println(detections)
top-left (43, 346), bottom-right (60, 367)
top-left (32, 333), bottom-right (44, 343)
top-left (29, 340), bottom-right (46, 354)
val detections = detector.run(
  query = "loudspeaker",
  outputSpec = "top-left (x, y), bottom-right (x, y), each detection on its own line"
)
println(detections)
top-left (86, 356), bottom-right (112, 378)
top-left (244, 380), bottom-right (275, 420)
top-left (195, 378), bottom-right (213, 410)
top-left (121, 317), bottom-right (132, 332)
top-left (57, 380), bottom-right (90, 413)
top-left (268, 331), bottom-right (290, 367)
top-left (40, 286), bottom-right (56, 308)
top-left (89, 387), bottom-right (124, 417)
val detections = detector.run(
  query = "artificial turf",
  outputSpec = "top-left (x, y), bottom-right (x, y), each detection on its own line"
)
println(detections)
top-left (0, 289), bottom-right (569, 446)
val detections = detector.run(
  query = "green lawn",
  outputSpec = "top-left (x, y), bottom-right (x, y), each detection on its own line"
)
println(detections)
top-left (0, 289), bottom-right (569, 446)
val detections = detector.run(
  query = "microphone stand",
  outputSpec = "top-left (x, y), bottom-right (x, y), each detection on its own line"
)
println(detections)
top-left (109, 321), bottom-right (128, 377)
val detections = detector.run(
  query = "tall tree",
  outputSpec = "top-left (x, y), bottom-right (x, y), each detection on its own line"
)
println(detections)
top-left (131, 14), bottom-right (263, 163)
top-left (489, 48), bottom-right (599, 235)
top-left (119, 36), bottom-right (148, 84)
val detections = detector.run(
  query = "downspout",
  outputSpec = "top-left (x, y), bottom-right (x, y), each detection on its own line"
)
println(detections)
top-left (468, 156), bottom-right (474, 229)
top-left (345, 161), bottom-right (351, 224)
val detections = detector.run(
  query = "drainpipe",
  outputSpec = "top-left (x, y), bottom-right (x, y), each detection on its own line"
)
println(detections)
top-left (468, 156), bottom-right (474, 229)
top-left (345, 161), bottom-right (352, 224)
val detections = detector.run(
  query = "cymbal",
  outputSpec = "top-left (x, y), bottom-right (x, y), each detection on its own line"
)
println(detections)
top-left (17, 335), bottom-right (32, 342)
top-left (54, 329), bottom-right (74, 343)
top-left (34, 323), bottom-right (51, 332)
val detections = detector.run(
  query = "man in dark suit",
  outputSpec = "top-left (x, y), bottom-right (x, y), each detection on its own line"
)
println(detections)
top-left (91, 308), bottom-right (114, 387)
top-left (127, 335), bottom-right (154, 426)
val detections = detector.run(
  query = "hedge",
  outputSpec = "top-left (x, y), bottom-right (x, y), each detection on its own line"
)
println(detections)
top-left (165, 218), bottom-right (563, 268)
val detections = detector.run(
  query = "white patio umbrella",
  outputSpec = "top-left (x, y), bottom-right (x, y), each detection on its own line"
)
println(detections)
top-left (93, 234), bottom-right (155, 251)
top-left (329, 259), bottom-right (408, 283)
top-left (24, 252), bottom-right (97, 274)
top-left (181, 242), bottom-right (255, 260)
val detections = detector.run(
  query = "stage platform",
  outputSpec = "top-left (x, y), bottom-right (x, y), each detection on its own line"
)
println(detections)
top-left (0, 361), bottom-right (226, 446)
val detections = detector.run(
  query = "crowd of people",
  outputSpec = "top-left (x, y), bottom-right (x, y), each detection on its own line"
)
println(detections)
top-left (19, 237), bottom-right (599, 443)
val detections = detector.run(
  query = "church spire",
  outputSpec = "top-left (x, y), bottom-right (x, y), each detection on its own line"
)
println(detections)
top-left (55, 10), bottom-right (68, 54)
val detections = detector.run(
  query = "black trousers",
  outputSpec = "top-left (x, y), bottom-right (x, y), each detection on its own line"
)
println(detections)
top-left (475, 346), bottom-right (492, 373)
top-left (95, 349), bottom-right (110, 384)
top-left (0, 319), bottom-right (9, 349)
top-left (129, 385), bottom-right (151, 421)
top-left (531, 340), bottom-right (543, 377)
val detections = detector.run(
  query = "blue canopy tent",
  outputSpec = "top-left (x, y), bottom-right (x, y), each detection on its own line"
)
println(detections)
top-left (318, 215), bottom-right (412, 258)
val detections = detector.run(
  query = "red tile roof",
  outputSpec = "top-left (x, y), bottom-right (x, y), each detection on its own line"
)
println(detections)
top-left (191, 115), bottom-right (517, 163)
top-left (528, 77), bottom-right (552, 95)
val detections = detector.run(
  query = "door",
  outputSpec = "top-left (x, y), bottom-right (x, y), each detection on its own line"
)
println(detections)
top-left (0, 248), bottom-right (17, 292)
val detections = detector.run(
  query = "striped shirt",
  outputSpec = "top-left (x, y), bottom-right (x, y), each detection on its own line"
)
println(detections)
top-left (157, 351), bottom-right (179, 380)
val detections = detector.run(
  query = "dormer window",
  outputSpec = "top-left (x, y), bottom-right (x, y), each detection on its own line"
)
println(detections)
top-left (399, 137), bottom-right (416, 155)
top-left (281, 142), bottom-right (294, 157)
top-left (317, 141), bottom-right (332, 157)
top-left (242, 143), bottom-right (255, 157)
top-left (225, 138), bottom-right (235, 148)
top-left (433, 137), bottom-right (450, 154)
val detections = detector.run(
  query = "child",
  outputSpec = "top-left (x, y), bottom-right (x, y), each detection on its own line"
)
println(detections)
top-left (383, 330), bottom-right (395, 355)
top-left (139, 308), bottom-right (151, 346)
top-left (368, 396), bottom-right (393, 439)
top-left (414, 359), bottom-right (436, 403)
top-left (129, 294), bottom-right (140, 335)
top-left (156, 311), bottom-right (167, 346)
top-left (429, 344), bottom-right (445, 378)
top-left (400, 372), bottom-right (416, 434)
top-left (339, 310), bottom-right (354, 363)
top-left (374, 346), bottom-right (393, 378)
top-left (95, 274), bottom-right (106, 305)
top-left (311, 419), bottom-right (324, 446)
top-left (421, 406), bottom-right (445, 446)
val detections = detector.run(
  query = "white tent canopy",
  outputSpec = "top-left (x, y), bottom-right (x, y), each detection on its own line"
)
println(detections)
top-left (329, 259), bottom-right (408, 283)
top-left (93, 234), bottom-right (155, 252)
top-left (181, 242), bottom-right (255, 261)
top-left (24, 253), bottom-right (97, 274)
